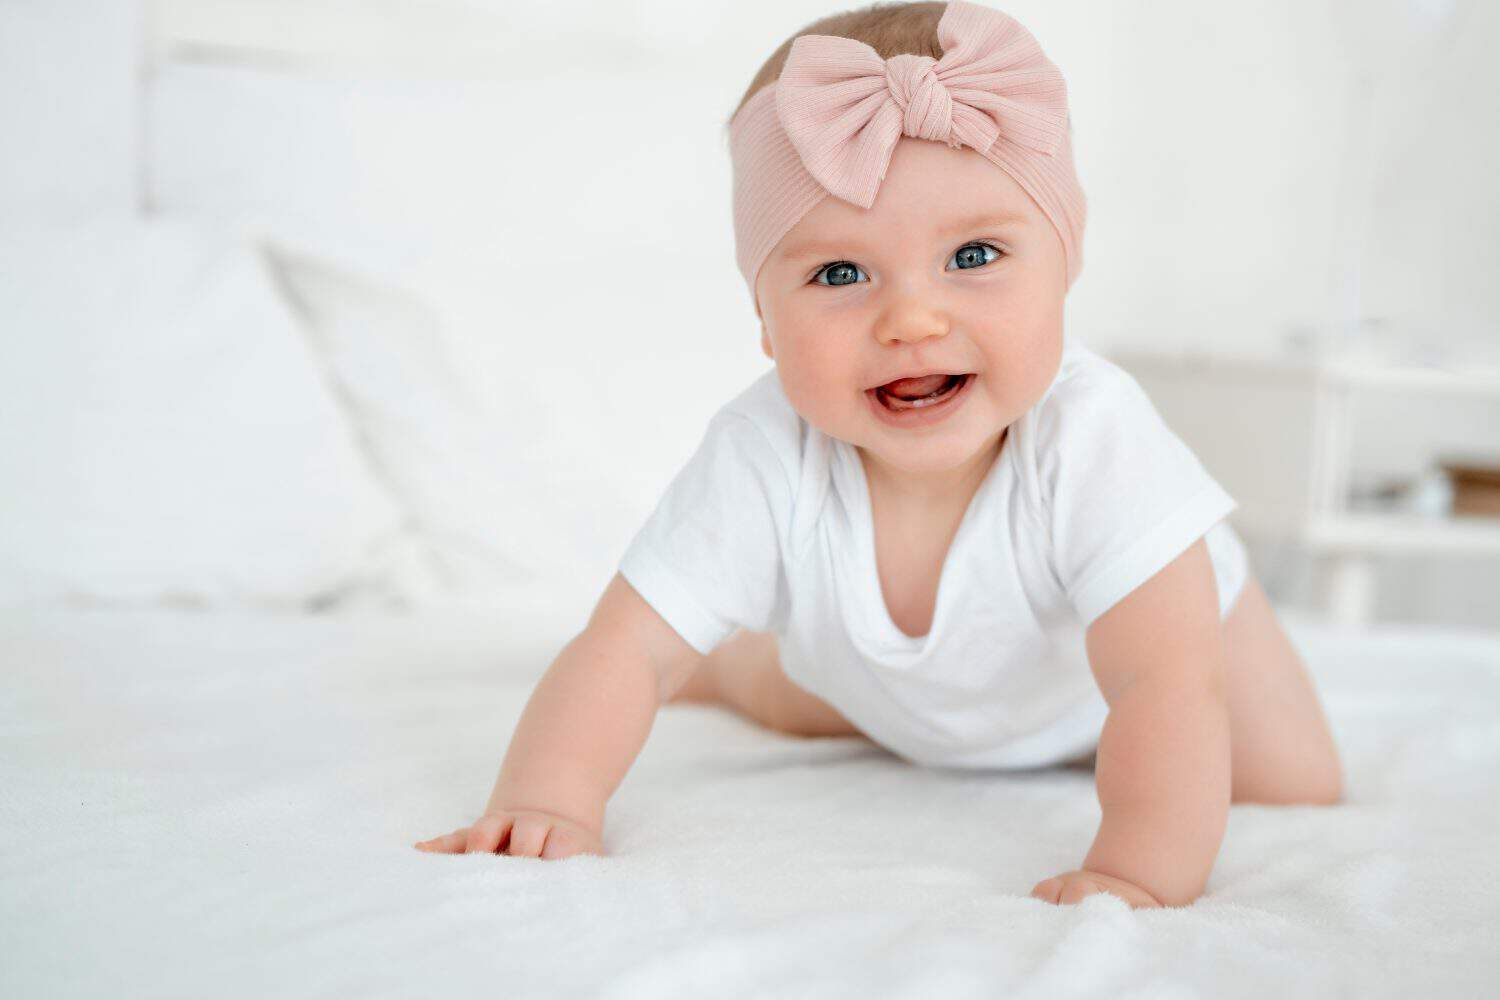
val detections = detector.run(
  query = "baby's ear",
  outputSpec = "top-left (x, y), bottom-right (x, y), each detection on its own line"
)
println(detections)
top-left (760, 325), bottom-right (774, 360)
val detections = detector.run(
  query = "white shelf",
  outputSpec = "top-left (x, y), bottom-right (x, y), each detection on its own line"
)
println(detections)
top-left (1303, 511), bottom-right (1500, 556)
top-left (1115, 350), bottom-right (1500, 397)
top-left (1109, 345), bottom-right (1500, 625)
top-left (1318, 360), bottom-right (1500, 396)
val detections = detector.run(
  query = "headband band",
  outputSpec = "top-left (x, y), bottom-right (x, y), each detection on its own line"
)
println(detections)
top-left (729, 0), bottom-right (1087, 314)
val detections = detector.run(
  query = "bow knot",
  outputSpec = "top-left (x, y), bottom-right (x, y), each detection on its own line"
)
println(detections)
top-left (773, 0), bottom-right (1068, 209)
top-left (884, 54), bottom-right (957, 146)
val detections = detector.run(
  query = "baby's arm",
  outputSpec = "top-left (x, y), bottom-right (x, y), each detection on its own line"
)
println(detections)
top-left (415, 572), bottom-right (703, 858)
top-left (1031, 538), bottom-right (1231, 909)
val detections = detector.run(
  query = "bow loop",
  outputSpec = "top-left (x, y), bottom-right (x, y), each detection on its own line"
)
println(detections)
top-left (773, 0), bottom-right (1067, 208)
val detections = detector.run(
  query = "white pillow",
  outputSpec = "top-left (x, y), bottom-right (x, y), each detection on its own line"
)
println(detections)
top-left (258, 242), bottom-right (766, 614)
top-left (0, 219), bottom-right (410, 610)
top-left (262, 243), bottom-right (575, 605)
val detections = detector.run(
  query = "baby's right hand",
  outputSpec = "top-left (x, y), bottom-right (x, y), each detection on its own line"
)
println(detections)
top-left (413, 809), bottom-right (605, 860)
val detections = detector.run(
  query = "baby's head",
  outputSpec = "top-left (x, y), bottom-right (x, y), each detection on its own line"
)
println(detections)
top-left (727, 1), bottom-right (1086, 480)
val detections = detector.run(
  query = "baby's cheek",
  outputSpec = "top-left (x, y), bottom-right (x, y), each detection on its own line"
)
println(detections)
top-left (989, 318), bottom-right (1063, 394)
top-left (1028, 323), bottom-right (1066, 387)
top-left (774, 343), bottom-right (853, 429)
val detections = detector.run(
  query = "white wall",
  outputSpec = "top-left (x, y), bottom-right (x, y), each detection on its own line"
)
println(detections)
top-left (140, 0), bottom-right (1498, 361)
top-left (0, 0), bottom-right (140, 219)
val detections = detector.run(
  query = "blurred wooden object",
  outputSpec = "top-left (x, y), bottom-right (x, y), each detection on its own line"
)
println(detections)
top-left (1444, 459), bottom-right (1500, 518)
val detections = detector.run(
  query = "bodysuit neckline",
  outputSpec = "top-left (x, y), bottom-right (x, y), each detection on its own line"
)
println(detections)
top-left (833, 429), bottom-right (1018, 657)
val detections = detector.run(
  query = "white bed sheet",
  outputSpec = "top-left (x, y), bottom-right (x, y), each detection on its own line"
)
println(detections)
top-left (3, 597), bottom-right (1498, 997)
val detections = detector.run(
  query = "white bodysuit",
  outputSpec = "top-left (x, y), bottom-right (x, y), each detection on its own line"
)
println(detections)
top-left (618, 334), bottom-right (1248, 770)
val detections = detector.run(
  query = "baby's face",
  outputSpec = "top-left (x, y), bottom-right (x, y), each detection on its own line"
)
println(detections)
top-left (755, 136), bottom-right (1067, 478)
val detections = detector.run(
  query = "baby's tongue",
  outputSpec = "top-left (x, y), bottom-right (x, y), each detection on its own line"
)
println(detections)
top-left (882, 374), bottom-right (951, 400)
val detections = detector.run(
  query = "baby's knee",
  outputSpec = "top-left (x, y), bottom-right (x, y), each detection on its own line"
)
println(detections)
top-left (764, 670), bottom-right (863, 738)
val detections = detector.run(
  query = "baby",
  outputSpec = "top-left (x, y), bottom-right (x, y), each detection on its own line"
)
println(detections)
top-left (416, 0), bottom-right (1343, 909)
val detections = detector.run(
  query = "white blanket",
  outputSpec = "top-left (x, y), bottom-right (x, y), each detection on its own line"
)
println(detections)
top-left (3, 598), bottom-right (1498, 997)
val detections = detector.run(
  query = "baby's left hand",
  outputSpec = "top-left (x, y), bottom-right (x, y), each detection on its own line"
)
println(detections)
top-left (1030, 869), bottom-right (1163, 909)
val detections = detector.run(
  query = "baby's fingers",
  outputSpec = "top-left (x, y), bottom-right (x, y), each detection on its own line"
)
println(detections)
top-left (1030, 869), bottom-right (1162, 909)
top-left (505, 813), bottom-right (551, 858)
top-left (413, 828), bottom-right (471, 853)
top-left (1030, 876), bottom-right (1064, 904)
top-left (414, 811), bottom-right (602, 859)
top-left (464, 813), bottom-right (515, 854)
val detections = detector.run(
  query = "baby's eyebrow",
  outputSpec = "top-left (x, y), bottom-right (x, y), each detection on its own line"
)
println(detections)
top-left (776, 211), bottom-right (1028, 263)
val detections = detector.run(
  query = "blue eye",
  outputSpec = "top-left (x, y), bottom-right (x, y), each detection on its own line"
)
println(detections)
top-left (948, 242), bottom-right (1002, 270)
top-left (811, 242), bottom-right (1004, 286)
top-left (813, 261), bottom-right (866, 287)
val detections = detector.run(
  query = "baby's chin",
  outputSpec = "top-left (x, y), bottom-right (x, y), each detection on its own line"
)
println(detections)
top-left (854, 425), bottom-right (1010, 479)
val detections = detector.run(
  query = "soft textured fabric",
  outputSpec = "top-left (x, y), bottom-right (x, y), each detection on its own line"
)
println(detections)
top-left (5, 603), bottom-right (1497, 998)
top-left (618, 334), bottom-right (1244, 770)
top-left (729, 0), bottom-right (1087, 312)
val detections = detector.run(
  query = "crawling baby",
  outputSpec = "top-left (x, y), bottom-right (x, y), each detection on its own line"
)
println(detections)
top-left (416, 0), bottom-right (1343, 909)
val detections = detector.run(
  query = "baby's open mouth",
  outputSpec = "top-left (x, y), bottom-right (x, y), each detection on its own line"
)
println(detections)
top-left (872, 373), bottom-right (972, 411)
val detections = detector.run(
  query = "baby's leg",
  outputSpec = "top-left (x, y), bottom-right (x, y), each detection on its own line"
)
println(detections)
top-left (1219, 574), bottom-right (1343, 804)
top-left (668, 628), bottom-right (864, 738)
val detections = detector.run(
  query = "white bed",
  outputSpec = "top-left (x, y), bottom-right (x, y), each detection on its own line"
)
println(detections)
top-left (3, 599), bottom-right (1498, 997)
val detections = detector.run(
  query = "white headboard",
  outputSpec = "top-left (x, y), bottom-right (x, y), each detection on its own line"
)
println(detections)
top-left (145, 0), bottom-right (667, 79)
top-left (148, 0), bottom-right (521, 75)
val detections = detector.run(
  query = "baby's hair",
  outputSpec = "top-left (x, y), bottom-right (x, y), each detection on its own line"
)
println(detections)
top-left (727, 1), bottom-right (946, 127)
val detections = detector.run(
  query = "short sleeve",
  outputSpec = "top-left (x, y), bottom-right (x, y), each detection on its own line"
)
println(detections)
top-left (617, 412), bottom-right (793, 656)
top-left (1038, 367), bottom-right (1238, 629)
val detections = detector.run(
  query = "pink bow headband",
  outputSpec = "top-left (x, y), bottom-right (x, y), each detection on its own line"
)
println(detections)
top-left (729, 0), bottom-right (1087, 313)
